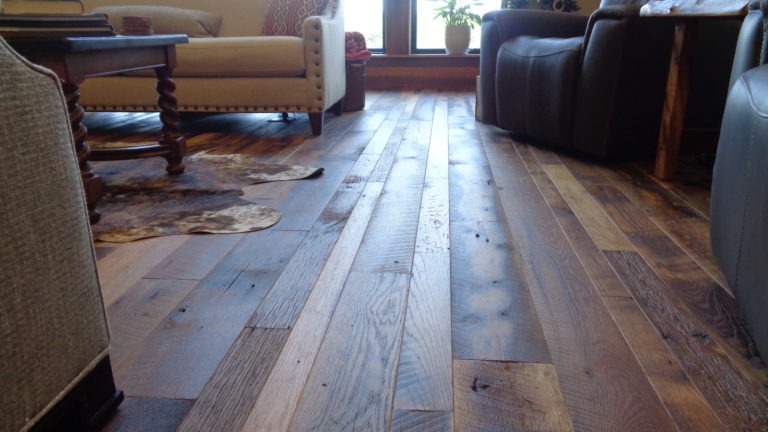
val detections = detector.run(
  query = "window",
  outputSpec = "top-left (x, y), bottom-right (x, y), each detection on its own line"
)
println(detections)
top-left (344, 0), bottom-right (385, 51)
top-left (413, 0), bottom-right (498, 53)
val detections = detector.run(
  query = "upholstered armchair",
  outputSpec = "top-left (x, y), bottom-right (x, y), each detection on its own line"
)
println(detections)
top-left (0, 37), bottom-right (122, 431)
top-left (479, 1), bottom-right (674, 159)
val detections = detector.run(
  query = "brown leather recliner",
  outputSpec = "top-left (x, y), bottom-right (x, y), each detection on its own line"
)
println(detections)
top-left (479, 1), bottom-right (674, 159)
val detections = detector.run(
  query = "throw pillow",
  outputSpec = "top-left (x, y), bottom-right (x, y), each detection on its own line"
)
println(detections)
top-left (262, 0), bottom-right (329, 37)
top-left (93, 6), bottom-right (223, 38)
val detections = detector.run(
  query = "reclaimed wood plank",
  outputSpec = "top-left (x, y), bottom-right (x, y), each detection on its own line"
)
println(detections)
top-left (515, 145), bottom-right (726, 429)
top-left (602, 295), bottom-right (727, 431)
top-left (543, 164), bottom-right (634, 252)
top-left (481, 125), bottom-right (678, 431)
top-left (652, 215), bottom-right (729, 292)
top-left (114, 230), bottom-right (305, 399)
top-left (97, 236), bottom-right (188, 307)
top-left (453, 360), bottom-right (574, 432)
top-left (351, 122), bottom-right (430, 274)
top-left (605, 250), bottom-right (768, 429)
top-left (106, 278), bottom-right (198, 369)
top-left (394, 97), bottom-right (452, 411)
top-left (516, 144), bottom-right (631, 299)
top-left (247, 189), bottom-right (362, 329)
top-left (395, 253), bottom-right (453, 410)
top-left (289, 272), bottom-right (410, 432)
top-left (589, 184), bottom-right (768, 385)
top-left (144, 234), bottom-right (242, 280)
top-left (175, 328), bottom-right (290, 432)
top-left (391, 410), bottom-right (452, 432)
top-left (240, 182), bottom-right (383, 432)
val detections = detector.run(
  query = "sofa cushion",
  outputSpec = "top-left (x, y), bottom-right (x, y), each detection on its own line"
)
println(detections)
top-left (93, 5), bottom-right (222, 37)
top-left (123, 37), bottom-right (306, 77)
top-left (262, 0), bottom-right (328, 37)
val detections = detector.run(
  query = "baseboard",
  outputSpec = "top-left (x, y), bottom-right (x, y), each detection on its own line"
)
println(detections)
top-left (30, 356), bottom-right (124, 432)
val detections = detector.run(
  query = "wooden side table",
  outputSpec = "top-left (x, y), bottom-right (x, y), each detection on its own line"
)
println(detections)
top-left (640, 0), bottom-right (749, 180)
top-left (7, 34), bottom-right (189, 223)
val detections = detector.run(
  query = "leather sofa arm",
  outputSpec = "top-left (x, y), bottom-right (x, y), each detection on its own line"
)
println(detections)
top-left (302, 0), bottom-right (346, 112)
top-left (479, 9), bottom-right (588, 124)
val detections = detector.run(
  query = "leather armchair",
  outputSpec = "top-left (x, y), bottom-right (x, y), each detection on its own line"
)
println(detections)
top-left (710, 0), bottom-right (768, 360)
top-left (0, 37), bottom-right (122, 431)
top-left (479, 2), bottom-right (674, 159)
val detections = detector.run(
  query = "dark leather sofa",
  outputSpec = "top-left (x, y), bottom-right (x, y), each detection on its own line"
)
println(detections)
top-left (479, 0), bottom-right (674, 159)
top-left (710, 0), bottom-right (768, 359)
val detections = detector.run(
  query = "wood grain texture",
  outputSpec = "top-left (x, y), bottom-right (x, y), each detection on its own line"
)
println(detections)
top-left (543, 163), bottom-right (634, 252)
top-left (481, 126), bottom-right (679, 431)
top-left (289, 272), bottom-right (409, 432)
top-left (241, 182), bottom-right (383, 432)
top-left (391, 410), bottom-right (453, 432)
top-left (247, 189), bottom-right (360, 329)
top-left (114, 230), bottom-right (305, 399)
top-left (652, 215), bottom-right (729, 292)
top-left (97, 236), bottom-right (187, 307)
top-left (516, 145), bottom-right (725, 430)
top-left (176, 328), bottom-right (290, 432)
top-left (589, 184), bottom-right (768, 385)
top-left (605, 250), bottom-right (768, 429)
top-left (395, 253), bottom-right (453, 410)
top-left (601, 295), bottom-right (727, 431)
top-left (106, 278), bottom-right (198, 369)
top-left (453, 360), bottom-right (574, 432)
top-left (517, 145), bottom-right (631, 298)
top-left (351, 121), bottom-right (430, 274)
top-left (143, 234), bottom-right (241, 280)
top-left (394, 97), bottom-right (453, 411)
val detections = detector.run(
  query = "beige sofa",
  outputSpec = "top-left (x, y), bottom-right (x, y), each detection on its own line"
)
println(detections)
top-left (76, 0), bottom-right (346, 135)
top-left (0, 36), bottom-right (121, 431)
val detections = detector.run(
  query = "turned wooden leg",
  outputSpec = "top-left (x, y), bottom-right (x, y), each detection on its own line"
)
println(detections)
top-left (331, 99), bottom-right (343, 116)
top-left (308, 111), bottom-right (324, 135)
top-left (63, 81), bottom-right (103, 224)
top-left (155, 66), bottom-right (186, 175)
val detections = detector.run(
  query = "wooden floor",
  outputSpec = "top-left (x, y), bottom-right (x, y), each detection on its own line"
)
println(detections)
top-left (86, 91), bottom-right (768, 432)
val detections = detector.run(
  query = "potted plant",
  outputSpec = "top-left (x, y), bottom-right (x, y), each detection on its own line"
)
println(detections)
top-left (432, 0), bottom-right (482, 54)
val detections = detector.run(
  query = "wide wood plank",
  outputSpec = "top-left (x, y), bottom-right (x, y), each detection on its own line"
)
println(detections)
top-left (240, 182), bottom-right (383, 432)
top-left (515, 143), bottom-right (725, 430)
top-left (144, 234), bottom-right (242, 280)
top-left (175, 328), bottom-right (290, 432)
top-left (114, 230), bottom-right (305, 399)
top-left (605, 250), bottom-right (768, 429)
top-left (289, 272), bottom-right (410, 432)
top-left (391, 410), bottom-right (452, 432)
top-left (453, 360), bottom-right (574, 432)
top-left (589, 184), bottom-right (768, 385)
top-left (394, 97), bottom-right (453, 411)
top-left (96, 236), bottom-right (188, 307)
top-left (481, 125), bottom-right (678, 431)
top-left (106, 278), bottom-right (198, 369)
top-left (543, 163), bottom-right (634, 252)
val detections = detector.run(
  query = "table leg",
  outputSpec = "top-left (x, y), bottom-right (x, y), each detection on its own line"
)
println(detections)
top-left (654, 21), bottom-right (697, 180)
top-left (155, 66), bottom-right (186, 175)
top-left (62, 81), bottom-right (103, 224)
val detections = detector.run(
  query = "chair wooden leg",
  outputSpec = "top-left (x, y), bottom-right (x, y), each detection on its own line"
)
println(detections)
top-left (309, 111), bottom-right (324, 135)
top-left (331, 99), bottom-right (343, 116)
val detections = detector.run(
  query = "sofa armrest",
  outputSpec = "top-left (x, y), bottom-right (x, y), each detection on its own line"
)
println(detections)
top-left (302, 0), bottom-right (346, 111)
top-left (479, 9), bottom-right (589, 124)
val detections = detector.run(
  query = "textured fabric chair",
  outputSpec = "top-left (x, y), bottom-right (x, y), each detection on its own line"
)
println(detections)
top-left (479, 1), bottom-right (674, 159)
top-left (0, 37), bottom-right (122, 431)
top-left (710, 0), bottom-right (768, 361)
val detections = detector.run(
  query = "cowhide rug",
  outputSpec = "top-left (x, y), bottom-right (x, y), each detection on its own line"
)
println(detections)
top-left (90, 150), bottom-right (323, 243)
